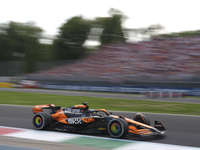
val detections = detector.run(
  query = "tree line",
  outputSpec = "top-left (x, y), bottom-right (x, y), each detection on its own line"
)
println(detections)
top-left (1, 8), bottom-right (192, 73)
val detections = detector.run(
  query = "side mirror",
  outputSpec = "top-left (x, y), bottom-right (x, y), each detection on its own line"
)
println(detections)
top-left (110, 112), bottom-right (112, 114)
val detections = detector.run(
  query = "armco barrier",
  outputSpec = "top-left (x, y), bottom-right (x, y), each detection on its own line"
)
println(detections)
top-left (143, 91), bottom-right (183, 98)
top-left (40, 84), bottom-right (149, 93)
top-left (40, 83), bottom-right (200, 96)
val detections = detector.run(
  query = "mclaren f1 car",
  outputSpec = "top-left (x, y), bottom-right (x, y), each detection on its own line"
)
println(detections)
top-left (32, 102), bottom-right (165, 138)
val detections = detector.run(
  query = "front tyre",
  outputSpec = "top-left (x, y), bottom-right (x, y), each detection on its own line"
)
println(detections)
top-left (33, 112), bottom-right (51, 130)
top-left (107, 118), bottom-right (128, 138)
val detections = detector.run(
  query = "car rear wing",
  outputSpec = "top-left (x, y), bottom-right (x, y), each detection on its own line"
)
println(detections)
top-left (32, 104), bottom-right (61, 114)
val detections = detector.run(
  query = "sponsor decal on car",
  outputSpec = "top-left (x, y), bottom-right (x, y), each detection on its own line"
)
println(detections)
top-left (82, 118), bottom-right (95, 123)
top-left (98, 128), bottom-right (106, 130)
top-left (67, 118), bottom-right (82, 124)
top-left (155, 124), bottom-right (163, 127)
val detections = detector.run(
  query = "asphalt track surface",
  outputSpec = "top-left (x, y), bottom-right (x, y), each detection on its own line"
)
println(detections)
top-left (0, 88), bottom-right (200, 149)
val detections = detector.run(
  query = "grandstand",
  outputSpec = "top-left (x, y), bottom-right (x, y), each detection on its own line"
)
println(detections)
top-left (29, 36), bottom-right (200, 85)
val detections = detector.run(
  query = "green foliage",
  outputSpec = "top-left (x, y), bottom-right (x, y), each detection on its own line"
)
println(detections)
top-left (38, 44), bottom-right (53, 61)
top-left (0, 21), bottom-right (43, 73)
top-left (52, 16), bottom-right (91, 60)
top-left (157, 30), bottom-right (200, 38)
top-left (0, 34), bottom-right (13, 61)
top-left (97, 8), bottom-right (126, 44)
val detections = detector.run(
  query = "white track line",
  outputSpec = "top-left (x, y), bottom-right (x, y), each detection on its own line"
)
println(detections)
top-left (1, 126), bottom-right (200, 150)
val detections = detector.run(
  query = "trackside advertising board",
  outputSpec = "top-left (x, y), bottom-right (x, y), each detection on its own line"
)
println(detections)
top-left (0, 82), bottom-right (13, 88)
top-left (40, 84), bottom-right (200, 96)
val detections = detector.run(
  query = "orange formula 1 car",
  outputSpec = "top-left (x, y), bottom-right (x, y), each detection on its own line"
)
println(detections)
top-left (32, 102), bottom-right (165, 138)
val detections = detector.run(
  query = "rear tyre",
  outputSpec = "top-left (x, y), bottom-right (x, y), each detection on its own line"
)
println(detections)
top-left (107, 118), bottom-right (128, 138)
top-left (133, 113), bottom-right (150, 125)
top-left (33, 112), bottom-right (51, 130)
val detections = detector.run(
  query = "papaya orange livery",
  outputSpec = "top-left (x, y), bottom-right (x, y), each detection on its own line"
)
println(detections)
top-left (32, 102), bottom-right (165, 138)
top-left (82, 118), bottom-right (95, 123)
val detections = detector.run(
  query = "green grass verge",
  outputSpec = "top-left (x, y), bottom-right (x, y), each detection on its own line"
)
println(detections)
top-left (0, 91), bottom-right (200, 116)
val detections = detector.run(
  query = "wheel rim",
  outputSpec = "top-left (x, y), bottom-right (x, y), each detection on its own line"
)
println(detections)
top-left (33, 115), bottom-right (44, 129)
top-left (108, 120), bottom-right (124, 137)
top-left (35, 116), bottom-right (42, 126)
top-left (111, 123), bottom-right (121, 134)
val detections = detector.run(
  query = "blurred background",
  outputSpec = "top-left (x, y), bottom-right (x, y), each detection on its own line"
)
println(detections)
top-left (1, 0), bottom-right (200, 96)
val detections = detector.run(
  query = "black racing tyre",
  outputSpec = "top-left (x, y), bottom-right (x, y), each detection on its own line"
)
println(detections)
top-left (33, 112), bottom-right (52, 130)
top-left (133, 113), bottom-right (150, 126)
top-left (107, 118), bottom-right (128, 138)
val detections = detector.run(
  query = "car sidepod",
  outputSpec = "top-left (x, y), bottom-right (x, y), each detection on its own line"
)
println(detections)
top-left (53, 116), bottom-right (110, 133)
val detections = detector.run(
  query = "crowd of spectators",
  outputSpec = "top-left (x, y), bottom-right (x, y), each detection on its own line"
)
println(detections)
top-left (33, 36), bottom-right (200, 82)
